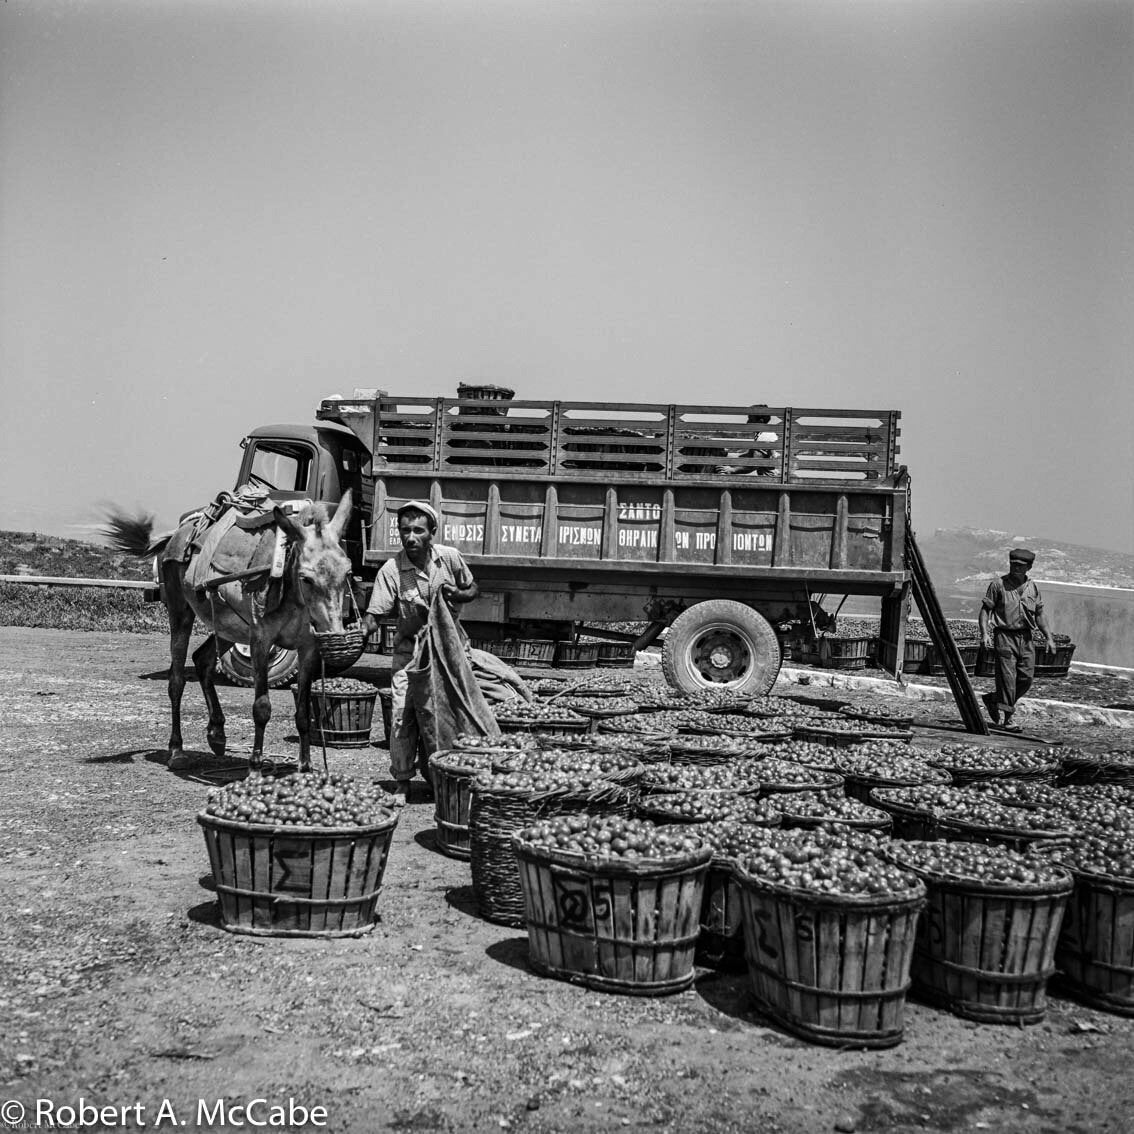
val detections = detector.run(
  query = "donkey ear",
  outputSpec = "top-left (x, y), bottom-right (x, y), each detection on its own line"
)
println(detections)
top-left (274, 506), bottom-right (306, 543)
top-left (327, 489), bottom-right (352, 541)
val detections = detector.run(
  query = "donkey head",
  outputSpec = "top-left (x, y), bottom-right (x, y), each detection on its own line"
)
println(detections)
top-left (274, 490), bottom-right (354, 634)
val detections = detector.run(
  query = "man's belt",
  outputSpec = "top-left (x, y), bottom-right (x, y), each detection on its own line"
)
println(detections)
top-left (994, 626), bottom-right (1031, 635)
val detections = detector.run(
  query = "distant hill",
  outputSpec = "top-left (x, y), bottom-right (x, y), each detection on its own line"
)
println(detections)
top-left (916, 527), bottom-right (1134, 619)
top-left (0, 529), bottom-right (151, 581)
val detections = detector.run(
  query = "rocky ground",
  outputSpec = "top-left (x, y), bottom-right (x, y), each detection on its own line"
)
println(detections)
top-left (1, 628), bottom-right (1132, 1134)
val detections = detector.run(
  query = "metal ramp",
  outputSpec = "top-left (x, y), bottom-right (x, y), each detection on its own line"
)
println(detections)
top-left (907, 529), bottom-right (989, 735)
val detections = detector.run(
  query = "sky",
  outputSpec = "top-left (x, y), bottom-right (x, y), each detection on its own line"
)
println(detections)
top-left (1, 0), bottom-right (1131, 554)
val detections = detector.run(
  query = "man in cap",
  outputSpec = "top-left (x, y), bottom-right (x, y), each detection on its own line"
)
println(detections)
top-left (977, 548), bottom-right (1057, 733)
top-left (363, 500), bottom-right (478, 799)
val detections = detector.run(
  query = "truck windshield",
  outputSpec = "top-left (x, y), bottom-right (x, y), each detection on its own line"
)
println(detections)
top-left (244, 441), bottom-right (312, 493)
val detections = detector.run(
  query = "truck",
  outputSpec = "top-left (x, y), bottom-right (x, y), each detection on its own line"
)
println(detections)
top-left (214, 385), bottom-right (927, 701)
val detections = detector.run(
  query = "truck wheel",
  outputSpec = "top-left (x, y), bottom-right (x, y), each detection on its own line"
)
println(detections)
top-left (662, 600), bottom-right (781, 696)
top-left (217, 643), bottom-right (300, 688)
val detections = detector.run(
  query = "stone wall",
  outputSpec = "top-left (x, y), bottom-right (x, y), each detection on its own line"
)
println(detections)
top-left (1032, 580), bottom-right (1134, 668)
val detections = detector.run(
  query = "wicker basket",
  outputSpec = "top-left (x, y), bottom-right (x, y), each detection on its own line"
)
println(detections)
top-left (794, 724), bottom-right (914, 748)
top-left (734, 866), bottom-right (926, 1048)
top-left (294, 685), bottom-right (378, 748)
top-left (779, 806), bottom-right (893, 835)
top-left (512, 840), bottom-right (712, 995)
top-left (313, 627), bottom-right (366, 672)
top-left (840, 766), bottom-right (951, 806)
top-left (900, 865), bottom-right (1073, 1024)
top-left (556, 642), bottom-right (600, 669)
top-left (197, 810), bottom-right (398, 937)
top-left (1056, 867), bottom-right (1134, 1016)
top-left (1058, 753), bottom-right (1134, 789)
top-left (469, 781), bottom-right (632, 927)
top-left (868, 789), bottom-right (943, 841)
top-left (757, 766), bottom-right (845, 800)
top-left (928, 757), bottom-right (1062, 788)
top-left (937, 814), bottom-right (1076, 855)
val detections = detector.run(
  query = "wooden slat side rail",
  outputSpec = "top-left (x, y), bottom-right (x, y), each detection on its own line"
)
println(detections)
top-left (370, 397), bottom-right (900, 485)
top-left (907, 529), bottom-right (988, 735)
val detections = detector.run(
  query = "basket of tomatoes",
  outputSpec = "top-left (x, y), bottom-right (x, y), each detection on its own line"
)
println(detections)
top-left (198, 772), bottom-right (400, 937)
top-left (512, 815), bottom-right (711, 995)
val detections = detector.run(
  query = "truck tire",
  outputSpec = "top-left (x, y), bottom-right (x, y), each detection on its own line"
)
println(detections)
top-left (662, 600), bottom-right (781, 696)
top-left (217, 643), bottom-right (299, 688)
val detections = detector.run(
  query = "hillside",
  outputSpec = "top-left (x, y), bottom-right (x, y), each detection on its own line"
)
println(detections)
top-left (0, 529), bottom-right (152, 581)
top-left (916, 527), bottom-right (1134, 618)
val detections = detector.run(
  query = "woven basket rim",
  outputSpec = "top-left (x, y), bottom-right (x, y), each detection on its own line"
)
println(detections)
top-left (928, 759), bottom-right (1062, 777)
top-left (780, 808), bottom-right (892, 829)
top-left (490, 754), bottom-right (644, 780)
top-left (430, 750), bottom-right (498, 775)
top-left (841, 767), bottom-right (952, 787)
top-left (314, 626), bottom-right (365, 640)
top-left (197, 809), bottom-right (399, 837)
top-left (495, 713), bottom-right (588, 726)
top-left (511, 836), bottom-right (712, 875)
top-left (470, 779), bottom-right (630, 804)
top-left (1062, 863), bottom-right (1134, 888)
top-left (795, 724), bottom-right (915, 742)
top-left (936, 813), bottom-right (1076, 839)
top-left (883, 853), bottom-right (1075, 895)
top-left (733, 862), bottom-right (926, 908)
top-left (302, 686), bottom-right (379, 700)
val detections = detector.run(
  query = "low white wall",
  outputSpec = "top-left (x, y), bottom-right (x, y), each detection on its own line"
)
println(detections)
top-left (1032, 580), bottom-right (1134, 668)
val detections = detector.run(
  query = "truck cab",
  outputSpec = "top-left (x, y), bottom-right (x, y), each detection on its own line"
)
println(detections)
top-left (236, 421), bottom-right (371, 572)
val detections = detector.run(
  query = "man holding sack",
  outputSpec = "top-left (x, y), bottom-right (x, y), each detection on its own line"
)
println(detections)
top-left (362, 500), bottom-right (478, 799)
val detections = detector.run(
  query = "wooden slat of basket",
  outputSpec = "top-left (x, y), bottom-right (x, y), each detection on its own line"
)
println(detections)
top-left (216, 827), bottom-right (240, 927)
top-left (1002, 900), bottom-right (1033, 1013)
top-left (860, 914), bottom-right (888, 1033)
top-left (248, 829), bottom-right (271, 929)
top-left (630, 874), bottom-right (656, 984)
top-left (815, 907), bottom-right (841, 1034)
top-left (770, 897), bottom-right (800, 1024)
top-left (838, 910), bottom-right (866, 1034)
top-left (980, 895), bottom-right (1008, 992)
top-left (230, 829), bottom-right (254, 930)
top-left (309, 838), bottom-right (331, 934)
top-left (325, 837), bottom-right (352, 934)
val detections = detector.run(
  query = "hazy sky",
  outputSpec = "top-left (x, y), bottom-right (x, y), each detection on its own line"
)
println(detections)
top-left (2, 0), bottom-right (1131, 554)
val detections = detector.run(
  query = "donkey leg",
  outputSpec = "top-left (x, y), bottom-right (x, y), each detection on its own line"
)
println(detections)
top-left (249, 632), bottom-right (274, 772)
top-left (293, 647), bottom-right (320, 773)
top-left (165, 571), bottom-right (195, 769)
top-left (193, 634), bottom-right (229, 758)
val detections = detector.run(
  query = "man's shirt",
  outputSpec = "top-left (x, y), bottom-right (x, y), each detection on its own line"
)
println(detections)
top-left (982, 574), bottom-right (1043, 633)
top-left (367, 543), bottom-right (475, 654)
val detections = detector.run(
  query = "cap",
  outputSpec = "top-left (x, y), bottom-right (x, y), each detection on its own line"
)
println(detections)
top-left (1008, 548), bottom-right (1035, 565)
top-left (396, 499), bottom-right (439, 528)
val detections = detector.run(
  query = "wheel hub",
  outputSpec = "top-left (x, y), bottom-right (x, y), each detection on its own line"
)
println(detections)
top-left (693, 630), bottom-right (752, 684)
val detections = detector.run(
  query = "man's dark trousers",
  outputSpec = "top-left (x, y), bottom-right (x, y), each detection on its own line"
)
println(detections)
top-left (993, 628), bottom-right (1035, 716)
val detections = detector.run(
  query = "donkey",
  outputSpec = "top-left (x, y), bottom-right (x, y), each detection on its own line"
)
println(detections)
top-left (105, 491), bottom-right (353, 772)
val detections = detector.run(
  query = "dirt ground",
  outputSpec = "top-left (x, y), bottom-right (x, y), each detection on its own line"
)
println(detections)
top-left (1, 627), bottom-right (1132, 1134)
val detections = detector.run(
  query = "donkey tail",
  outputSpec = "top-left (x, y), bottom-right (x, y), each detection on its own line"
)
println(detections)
top-left (101, 508), bottom-right (174, 558)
